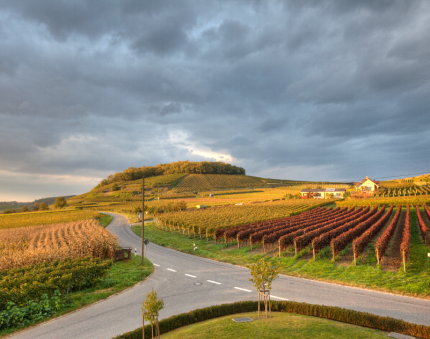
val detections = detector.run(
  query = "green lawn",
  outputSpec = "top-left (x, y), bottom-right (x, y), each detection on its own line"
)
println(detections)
top-left (133, 211), bottom-right (430, 296)
top-left (160, 312), bottom-right (387, 339)
top-left (0, 256), bottom-right (153, 337)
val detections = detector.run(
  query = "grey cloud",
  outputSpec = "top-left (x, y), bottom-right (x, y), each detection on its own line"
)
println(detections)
top-left (0, 0), bottom-right (429, 200)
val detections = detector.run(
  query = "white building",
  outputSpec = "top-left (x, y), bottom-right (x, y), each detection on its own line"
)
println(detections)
top-left (355, 177), bottom-right (380, 192)
top-left (300, 188), bottom-right (346, 199)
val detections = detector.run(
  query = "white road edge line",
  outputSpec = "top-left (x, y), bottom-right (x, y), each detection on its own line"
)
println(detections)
top-left (207, 280), bottom-right (222, 285)
top-left (234, 287), bottom-right (252, 292)
top-left (167, 268), bottom-right (177, 272)
top-left (271, 295), bottom-right (289, 301)
top-left (185, 274), bottom-right (197, 278)
top-left (153, 263), bottom-right (160, 267)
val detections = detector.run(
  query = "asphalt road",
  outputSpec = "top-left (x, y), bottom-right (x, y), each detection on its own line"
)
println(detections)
top-left (9, 213), bottom-right (430, 339)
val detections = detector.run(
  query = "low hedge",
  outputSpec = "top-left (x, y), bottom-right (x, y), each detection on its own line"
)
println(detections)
top-left (115, 300), bottom-right (430, 339)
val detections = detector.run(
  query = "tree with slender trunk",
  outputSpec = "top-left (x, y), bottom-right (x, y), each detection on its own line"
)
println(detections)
top-left (248, 258), bottom-right (279, 318)
top-left (141, 289), bottom-right (164, 339)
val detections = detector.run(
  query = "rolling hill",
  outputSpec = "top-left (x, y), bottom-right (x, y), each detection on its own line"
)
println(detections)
top-left (67, 161), bottom-right (351, 206)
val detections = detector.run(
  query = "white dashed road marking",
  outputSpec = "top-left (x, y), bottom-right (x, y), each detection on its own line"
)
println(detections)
top-left (234, 287), bottom-right (252, 292)
top-left (153, 263), bottom-right (160, 267)
top-left (167, 268), bottom-right (177, 272)
top-left (185, 274), bottom-right (197, 278)
top-left (207, 280), bottom-right (222, 285)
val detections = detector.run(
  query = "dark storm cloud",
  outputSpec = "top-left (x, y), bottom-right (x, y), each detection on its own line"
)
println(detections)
top-left (0, 0), bottom-right (429, 200)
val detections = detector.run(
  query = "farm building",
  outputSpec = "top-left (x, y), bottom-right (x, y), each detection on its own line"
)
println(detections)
top-left (355, 177), bottom-right (380, 192)
top-left (300, 188), bottom-right (346, 199)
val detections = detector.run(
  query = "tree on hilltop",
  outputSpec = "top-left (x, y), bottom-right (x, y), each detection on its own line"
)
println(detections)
top-left (54, 197), bottom-right (67, 209)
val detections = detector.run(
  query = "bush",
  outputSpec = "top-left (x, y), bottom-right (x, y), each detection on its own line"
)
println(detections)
top-left (0, 291), bottom-right (63, 330)
top-left (115, 301), bottom-right (430, 339)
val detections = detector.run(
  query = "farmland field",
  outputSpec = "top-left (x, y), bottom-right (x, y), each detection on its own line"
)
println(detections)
top-left (337, 195), bottom-right (430, 207)
top-left (172, 174), bottom-right (292, 192)
top-left (376, 185), bottom-right (430, 197)
top-left (0, 219), bottom-right (117, 270)
top-left (0, 209), bottom-right (100, 229)
top-left (140, 204), bottom-right (430, 296)
top-left (0, 208), bottom-right (153, 334)
top-left (156, 199), bottom-right (329, 237)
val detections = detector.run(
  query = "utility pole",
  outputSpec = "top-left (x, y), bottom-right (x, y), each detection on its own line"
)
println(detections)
top-left (141, 176), bottom-right (145, 264)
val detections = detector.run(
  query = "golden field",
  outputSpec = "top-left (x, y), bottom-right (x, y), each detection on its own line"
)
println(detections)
top-left (0, 209), bottom-right (100, 229)
top-left (0, 219), bottom-right (117, 270)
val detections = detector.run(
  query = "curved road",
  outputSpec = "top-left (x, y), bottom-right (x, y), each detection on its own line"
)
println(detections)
top-left (10, 213), bottom-right (430, 339)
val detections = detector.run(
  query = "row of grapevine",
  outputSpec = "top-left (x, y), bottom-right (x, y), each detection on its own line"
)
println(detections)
top-left (234, 207), bottom-right (341, 247)
top-left (0, 257), bottom-right (111, 309)
top-left (336, 196), bottom-right (430, 207)
top-left (351, 207), bottom-right (394, 263)
top-left (310, 207), bottom-right (378, 258)
top-left (416, 206), bottom-right (430, 243)
top-left (157, 200), bottom-right (325, 238)
top-left (425, 205), bottom-right (430, 220)
top-left (374, 207), bottom-right (401, 264)
top-left (219, 206), bottom-right (331, 242)
top-left (251, 208), bottom-right (346, 250)
top-left (376, 185), bottom-right (430, 197)
top-left (400, 206), bottom-right (411, 272)
top-left (289, 207), bottom-right (368, 255)
top-left (330, 207), bottom-right (389, 261)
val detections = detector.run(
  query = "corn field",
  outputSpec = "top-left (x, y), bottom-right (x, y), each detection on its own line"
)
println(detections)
top-left (0, 219), bottom-right (117, 270)
top-left (0, 209), bottom-right (100, 229)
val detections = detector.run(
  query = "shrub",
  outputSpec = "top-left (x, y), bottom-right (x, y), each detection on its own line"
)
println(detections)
top-left (115, 301), bottom-right (430, 339)
top-left (0, 291), bottom-right (63, 330)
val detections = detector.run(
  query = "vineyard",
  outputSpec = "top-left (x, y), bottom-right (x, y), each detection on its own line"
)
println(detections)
top-left (375, 185), bottom-right (430, 197)
top-left (172, 174), bottom-right (274, 192)
top-left (156, 204), bottom-right (430, 272)
top-left (0, 257), bottom-right (111, 309)
top-left (0, 219), bottom-right (117, 270)
top-left (0, 209), bottom-right (100, 230)
top-left (336, 195), bottom-right (430, 207)
top-left (156, 200), bottom-right (328, 237)
top-left (0, 257), bottom-right (113, 330)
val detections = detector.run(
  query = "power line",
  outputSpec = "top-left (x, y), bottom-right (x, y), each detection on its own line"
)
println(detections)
top-left (345, 171), bottom-right (430, 183)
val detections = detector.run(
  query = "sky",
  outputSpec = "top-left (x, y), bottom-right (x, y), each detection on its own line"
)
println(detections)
top-left (0, 0), bottom-right (429, 201)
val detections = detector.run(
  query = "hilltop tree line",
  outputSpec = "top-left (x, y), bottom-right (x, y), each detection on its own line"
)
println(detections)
top-left (1, 197), bottom-right (67, 214)
top-left (98, 161), bottom-right (246, 186)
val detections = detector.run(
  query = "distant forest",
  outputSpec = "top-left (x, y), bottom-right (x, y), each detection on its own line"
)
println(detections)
top-left (98, 161), bottom-right (246, 186)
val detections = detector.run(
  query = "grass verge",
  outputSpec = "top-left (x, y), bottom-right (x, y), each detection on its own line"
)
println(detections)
top-left (0, 256), bottom-right (153, 337)
top-left (96, 213), bottom-right (114, 227)
top-left (133, 217), bottom-right (430, 297)
top-left (160, 311), bottom-right (387, 339)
